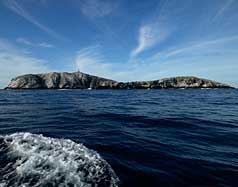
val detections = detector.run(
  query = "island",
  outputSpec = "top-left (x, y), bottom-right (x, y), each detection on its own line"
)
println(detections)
top-left (5, 72), bottom-right (233, 89)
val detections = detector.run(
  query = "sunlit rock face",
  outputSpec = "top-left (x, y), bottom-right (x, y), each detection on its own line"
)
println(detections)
top-left (6, 72), bottom-right (116, 89)
top-left (6, 72), bottom-right (232, 89)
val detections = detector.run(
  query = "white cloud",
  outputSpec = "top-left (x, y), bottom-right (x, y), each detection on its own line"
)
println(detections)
top-left (16, 37), bottom-right (33, 46)
top-left (75, 46), bottom-right (114, 78)
top-left (151, 36), bottom-right (238, 60)
top-left (79, 0), bottom-right (117, 18)
top-left (38, 42), bottom-right (55, 48)
top-left (130, 23), bottom-right (171, 58)
top-left (130, 0), bottom-right (237, 59)
top-left (130, 0), bottom-right (182, 59)
top-left (213, 0), bottom-right (234, 21)
top-left (3, 0), bottom-right (68, 41)
top-left (0, 38), bottom-right (52, 88)
top-left (16, 37), bottom-right (55, 48)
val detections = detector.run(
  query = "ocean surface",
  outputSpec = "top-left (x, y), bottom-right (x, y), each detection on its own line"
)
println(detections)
top-left (0, 89), bottom-right (238, 187)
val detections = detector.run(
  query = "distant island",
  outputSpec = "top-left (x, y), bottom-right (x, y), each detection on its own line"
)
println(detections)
top-left (5, 72), bottom-right (233, 89)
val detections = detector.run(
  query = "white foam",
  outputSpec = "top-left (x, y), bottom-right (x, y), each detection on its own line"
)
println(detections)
top-left (0, 133), bottom-right (119, 187)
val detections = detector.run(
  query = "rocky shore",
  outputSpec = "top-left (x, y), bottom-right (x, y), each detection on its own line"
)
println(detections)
top-left (5, 72), bottom-right (233, 89)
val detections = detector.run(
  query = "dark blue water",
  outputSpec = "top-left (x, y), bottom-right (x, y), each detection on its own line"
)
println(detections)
top-left (0, 89), bottom-right (238, 187)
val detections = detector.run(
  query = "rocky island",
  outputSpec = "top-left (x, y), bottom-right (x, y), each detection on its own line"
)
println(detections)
top-left (5, 72), bottom-right (233, 89)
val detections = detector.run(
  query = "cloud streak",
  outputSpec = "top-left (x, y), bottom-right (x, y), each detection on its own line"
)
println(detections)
top-left (3, 0), bottom-right (68, 41)
top-left (213, 0), bottom-right (234, 21)
top-left (38, 42), bottom-right (55, 48)
top-left (16, 37), bottom-right (33, 46)
top-left (75, 45), bottom-right (113, 78)
top-left (16, 37), bottom-right (55, 48)
top-left (153, 36), bottom-right (238, 60)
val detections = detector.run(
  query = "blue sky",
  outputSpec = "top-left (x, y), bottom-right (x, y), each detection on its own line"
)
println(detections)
top-left (0, 0), bottom-right (238, 88)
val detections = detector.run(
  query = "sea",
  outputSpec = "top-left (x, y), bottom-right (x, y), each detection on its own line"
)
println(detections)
top-left (0, 89), bottom-right (237, 187)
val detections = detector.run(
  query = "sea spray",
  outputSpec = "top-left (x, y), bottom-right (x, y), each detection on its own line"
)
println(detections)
top-left (0, 133), bottom-right (119, 187)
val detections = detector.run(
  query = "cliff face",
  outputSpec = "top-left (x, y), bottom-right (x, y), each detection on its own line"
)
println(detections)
top-left (6, 72), bottom-right (232, 89)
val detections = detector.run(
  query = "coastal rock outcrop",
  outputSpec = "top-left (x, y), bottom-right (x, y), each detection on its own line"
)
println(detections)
top-left (6, 72), bottom-right (116, 89)
top-left (120, 77), bottom-right (232, 89)
top-left (6, 72), bottom-right (232, 89)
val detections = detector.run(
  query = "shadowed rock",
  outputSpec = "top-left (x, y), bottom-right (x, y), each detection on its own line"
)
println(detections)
top-left (5, 72), bottom-right (233, 89)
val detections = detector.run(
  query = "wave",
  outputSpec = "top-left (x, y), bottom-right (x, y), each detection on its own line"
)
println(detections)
top-left (0, 133), bottom-right (119, 187)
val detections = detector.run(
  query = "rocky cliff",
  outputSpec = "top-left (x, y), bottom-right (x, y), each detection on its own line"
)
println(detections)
top-left (6, 72), bottom-right (116, 89)
top-left (5, 72), bottom-right (232, 89)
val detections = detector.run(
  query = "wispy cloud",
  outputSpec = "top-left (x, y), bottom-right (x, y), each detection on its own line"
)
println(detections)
top-left (213, 0), bottom-right (234, 21)
top-left (74, 45), bottom-right (175, 82)
top-left (16, 37), bottom-right (55, 48)
top-left (0, 38), bottom-right (52, 88)
top-left (75, 45), bottom-right (113, 78)
top-left (130, 0), bottom-right (238, 59)
top-left (130, 23), bottom-right (171, 58)
top-left (130, 0), bottom-right (179, 59)
top-left (79, 0), bottom-right (117, 18)
top-left (38, 42), bottom-right (54, 48)
top-left (151, 36), bottom-right (238, 60)
top-left (16, 37), bottom-right (33, 46)
top-left (3, 0), bottom-right (68, 41)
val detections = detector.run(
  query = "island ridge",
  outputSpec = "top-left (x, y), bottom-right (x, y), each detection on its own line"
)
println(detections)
top-left (5, 72), bottom-right (233, 89)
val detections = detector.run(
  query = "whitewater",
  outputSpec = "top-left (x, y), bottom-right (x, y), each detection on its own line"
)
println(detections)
top-left (0, 133), bottom-right (119, 187)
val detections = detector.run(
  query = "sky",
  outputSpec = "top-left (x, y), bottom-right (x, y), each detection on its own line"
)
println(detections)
top-left (0, 0), bottom-right (238, 88)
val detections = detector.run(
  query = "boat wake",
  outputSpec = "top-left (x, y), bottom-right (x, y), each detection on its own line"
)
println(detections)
top-left (0, 133), bottom-right (119, 187)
